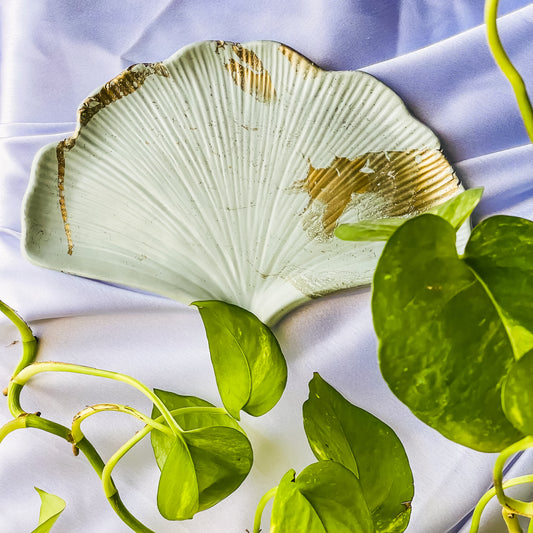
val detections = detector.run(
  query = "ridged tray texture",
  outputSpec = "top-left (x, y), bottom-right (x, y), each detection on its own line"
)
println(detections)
top-left (23, 41), bottom-right (461, 324)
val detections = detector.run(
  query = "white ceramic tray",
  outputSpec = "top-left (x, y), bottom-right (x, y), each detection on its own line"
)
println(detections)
top-left (22, 40), bottom-right (461, 324)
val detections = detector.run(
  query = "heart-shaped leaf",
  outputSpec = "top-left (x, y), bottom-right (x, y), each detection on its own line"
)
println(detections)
top-left (303, 373), bottom-right (413, 532)
top-left (157, 436), bottom-right (199, 520)
top-left (31, 488), bottom-right (65, 533)
top-left (193, 300), bottom-right (287, 419)
top-left (180, 425), bottom-right (253, 511)
top-left (502, 349), bottom-right (533, 436)
top-left (151, 390), bottom-right (253, 514)
top-left (373, 214), bottom-right (523, 452)
top-left (335, 188), bottom-right (482, 242)
top-left (151, 390), bottom-right (241, 470)
top-left (270, 462), bottom-right (374, 533)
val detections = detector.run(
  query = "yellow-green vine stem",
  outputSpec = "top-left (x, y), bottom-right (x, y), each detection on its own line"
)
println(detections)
top-left (485, 0), bottom-right (533, 142)
top-left (0, 301), bottom-right (35, 346)
top-left (494, 437), bottom-right (533, 517)
top-left (163, 405), bottom-right (229, 419)
top-left (71, 403), bottom-right (173, 445)
top-left (253, 486), bottom-right (278, 533)
top-left (471, 475), bottom-right (533, 532)
top-left (0, 301), bottom-right (38, 416)
top-left (102, 424), bottom-right (152, 498)
top-left (10, 362), bottom-right (181, 436)
top-left (0, 414), bottom-right (28, 441)
top-left (0, 300), bottom-right (153, 532)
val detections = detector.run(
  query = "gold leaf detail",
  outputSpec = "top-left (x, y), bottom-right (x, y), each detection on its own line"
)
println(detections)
top-left (225, 44), bottom-right (276, 103)
top-left (56, 62), bottom-right (170, 255)
top-left (77, 62), bottom-right (170, 128)
top-left (56, 140), bottom-right (73, 255)
top-left (279, 44), bottom-right (320, 79)
top-left (297, 149), bottom-right (459, 237)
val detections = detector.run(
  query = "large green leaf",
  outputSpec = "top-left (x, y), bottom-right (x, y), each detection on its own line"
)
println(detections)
top-left (193, 300), bottom-right (287, 419)
top-left (270, 462), bottom-right (374, 533)
top-left (157, 436), bottom-right (199, 520)
top-left (502, 349), bottom-right (533, 436)
top-left (151, 390), bottom-right (253, 514)
top-left (303, 373), bottom-right (413, 532)
top-left (373, 214), bottom-right (522, 452)
top-left (335, 188), bottom-right (482, 242)
top-left (463, 215), bottom-right (533, 359)
top-left (32, 488), bottom-right (65, 533)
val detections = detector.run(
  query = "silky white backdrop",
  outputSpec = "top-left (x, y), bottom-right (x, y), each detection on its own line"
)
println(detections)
top-left (1, 1), bottom-right (533, 532)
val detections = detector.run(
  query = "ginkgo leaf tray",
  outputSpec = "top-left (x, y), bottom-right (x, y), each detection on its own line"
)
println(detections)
top-left (22, 40), bottom-right (462, 324)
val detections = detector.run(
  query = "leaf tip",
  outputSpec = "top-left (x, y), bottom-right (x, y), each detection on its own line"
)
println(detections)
top-left (334, 224), bottom-right (352, 241)
top-left (227, 406), bottom-right (241, 421)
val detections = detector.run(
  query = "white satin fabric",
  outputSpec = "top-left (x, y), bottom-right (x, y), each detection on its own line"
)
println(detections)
top-left (1, 1), bottom-right (532, 531)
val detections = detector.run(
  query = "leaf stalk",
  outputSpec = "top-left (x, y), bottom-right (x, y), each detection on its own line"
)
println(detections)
top-left (71, 403), bottom-right (174, 445)
top-left (253, 486), bottom-right (278, 533)
top-left (471, 476), bottom-right (533, 532)
top-left (11, 362), bottom-right (181, 435)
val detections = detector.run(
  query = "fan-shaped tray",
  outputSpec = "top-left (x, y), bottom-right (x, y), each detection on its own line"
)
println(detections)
top-left (23, 40), bottom-right (462, 324)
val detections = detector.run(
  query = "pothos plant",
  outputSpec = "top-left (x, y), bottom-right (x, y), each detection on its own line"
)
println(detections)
top-left (0, 300), bottom-right (281, 531)
top-left (252, 372), bottom-right (413, 533)
top-left (1, 0), bottom-right (532, 531)
top-left (0, 298), bottom-right (414, 532)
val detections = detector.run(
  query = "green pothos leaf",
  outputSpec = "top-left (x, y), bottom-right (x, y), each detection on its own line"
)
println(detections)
top-left (31, 488), bottom-right (65, 533)
top-left (151, 389), bottom-right (241, 470)
top-left (151, 389), bottom-right (253, 517)
top-left (193, 300), bottom-right (287, 419)
top-left (502, 349), bottom-right (533, 436)
top-left (373, 214), bottom-right (524, 452)
top-left (335, 218), bottom-right (403, 242)
top-left (334, 188), bottom-right (482, 242)
top-left (303, 373), bottom-right (413, 532)
top-left (270, 462), bottom-right (374, 533)
top-left (463, 215), bottom-right (533, 359)
top-left (157, 436), bottom-right (199, 520)
top-left (427, 187), bottom-right (483, 230)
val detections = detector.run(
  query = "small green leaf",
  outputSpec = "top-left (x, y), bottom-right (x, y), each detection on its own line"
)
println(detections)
top-left (502, 349), bottom-right (533, 435)
top-left (151, 390), bottom-right (253, 515)
top-left (373, 214), bottom-right (522, 451)
top-left (270, 462), bottom-right (374, 533)
top-left (193, 300), bottom-right (287, 419)
top-left (303, 373), bottom-right (413, 532)
top-left (335, 218), bottom-right (403, 242)
top-left (151, 390), bottom-right (241, 470)
top-left (157, 436), bottom-right (199, 520)
top-left (426, 187), bottom-right (483, 230)
top-left (334, 188), bottom-right (482, 242)
top-left (31, 488), bottom-right (65, 533)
